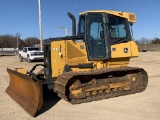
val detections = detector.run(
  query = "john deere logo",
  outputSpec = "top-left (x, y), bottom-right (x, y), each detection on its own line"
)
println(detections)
top-left (124, 48), bottom-right (128, 53)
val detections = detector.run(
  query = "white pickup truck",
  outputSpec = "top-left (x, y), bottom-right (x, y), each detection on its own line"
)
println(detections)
top-left (19, 47), bottom-right (44, 62)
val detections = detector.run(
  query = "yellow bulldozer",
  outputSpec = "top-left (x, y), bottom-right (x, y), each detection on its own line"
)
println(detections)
top-left (6, 10), bottom-right (148, 117)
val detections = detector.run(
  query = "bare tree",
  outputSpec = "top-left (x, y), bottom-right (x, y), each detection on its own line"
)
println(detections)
top-left (24, 37), bottom-right (40, 47)
top-left (0, 34), bottom-right (25, 49)
top-left (0, 34), bottom-right (16, 48)
top-left (151, 37), bottom-right (160, 44)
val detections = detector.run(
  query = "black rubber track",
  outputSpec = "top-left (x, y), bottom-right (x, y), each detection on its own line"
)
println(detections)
top-left (54, 67), bottom-right (148, 104)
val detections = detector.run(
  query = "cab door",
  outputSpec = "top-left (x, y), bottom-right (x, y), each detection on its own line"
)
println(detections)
top-left (85, 13), bottom-right (110, 60)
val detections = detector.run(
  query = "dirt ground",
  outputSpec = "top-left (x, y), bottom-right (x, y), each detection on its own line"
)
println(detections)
top-left (0, 52), bottom-right (160, 120)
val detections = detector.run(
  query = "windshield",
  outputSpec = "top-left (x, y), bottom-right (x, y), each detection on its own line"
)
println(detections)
top-left (78, 15), bottom-right (85, 35)
top-left (28, 47), bottom-right (40, 51)
top-left (108, 15), bottom-right (127, 39)
top-left (86, 14), bottom-right (106, 59)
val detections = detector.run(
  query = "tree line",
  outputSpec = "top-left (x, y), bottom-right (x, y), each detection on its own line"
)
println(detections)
top-left (0, 34), bottom-right (40, 50)
top-left (0, 34), bottom-right (160, 50)
top-left (134, 37), bottom-right (160, 44)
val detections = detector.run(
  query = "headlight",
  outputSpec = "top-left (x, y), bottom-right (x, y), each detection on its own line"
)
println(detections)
top-left (31, 52), bottom-right (34, 56)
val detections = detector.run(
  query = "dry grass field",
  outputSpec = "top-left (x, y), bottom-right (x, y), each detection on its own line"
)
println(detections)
top-left (0, 51), bottom-right (160, 120)
top-left (137, 44), bottom-right (160, 51)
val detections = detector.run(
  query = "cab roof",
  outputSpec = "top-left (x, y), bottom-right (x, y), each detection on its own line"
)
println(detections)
top-left (79, 10), bottom-right (136, 23)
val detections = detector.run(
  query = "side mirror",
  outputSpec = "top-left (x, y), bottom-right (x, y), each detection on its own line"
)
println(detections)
top-left (87, 20), bottom-right (90, 27)
top-left (104, 18), bottom-right (109, 24)
top-left (130, 22), bottom-right (133, 26)
top-left (23, 49), bottom-right (27, 52)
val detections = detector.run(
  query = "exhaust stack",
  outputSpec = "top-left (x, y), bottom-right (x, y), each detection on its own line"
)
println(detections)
top-left (68, 12), bottom-right (76, 36)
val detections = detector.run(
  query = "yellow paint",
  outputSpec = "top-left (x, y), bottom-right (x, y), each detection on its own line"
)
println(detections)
top-left (16, 68), bottom-right (28, 74)
top-left (111, 41), bottom-right (138, 58)
top-left (111, 42), bottom-right (131, 58)
top-left (50, 40), bottom-right (139, 77)
top-left (95, 61), bottom-right (104, 69)
top-left (66, 40), bottom-right (88, 65)
top-left (51, 40), bottom-right (91, 77)
top-left (50, 10), bottom-right (139, 77)
top-left (130, 41), bottom-right (139, 57)
top-left (80, 10), bottom-right (136, 23)
top-left (51, 41), bottom-right (66, 77)
top-left (107, 58), bottom-right (130, 68)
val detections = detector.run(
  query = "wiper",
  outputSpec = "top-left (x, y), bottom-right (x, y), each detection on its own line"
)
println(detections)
top-left (113, 38), bottom-right (124, 43)
top-left (113, 38), bottom-right (128, 44)
top-left (102, 22), bottom-right (108, 26)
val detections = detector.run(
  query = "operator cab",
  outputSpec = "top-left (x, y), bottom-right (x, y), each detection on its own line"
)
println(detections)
top-left (78, 10), bottom-right (135, 60)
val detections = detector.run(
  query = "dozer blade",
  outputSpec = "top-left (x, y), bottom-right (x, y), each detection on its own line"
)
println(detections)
top-left (6, 68), bottom-right (43, 117)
